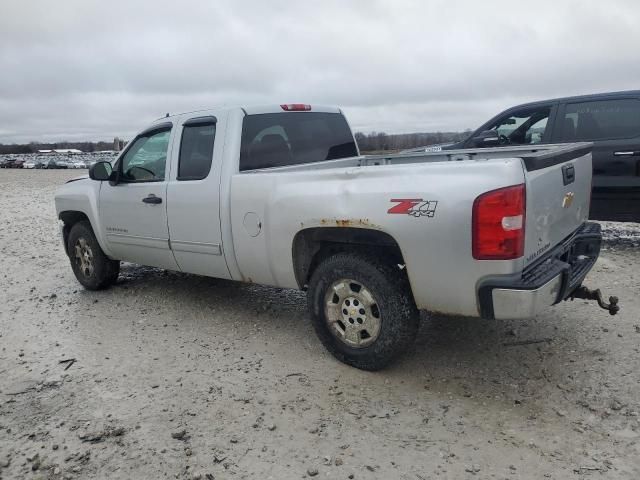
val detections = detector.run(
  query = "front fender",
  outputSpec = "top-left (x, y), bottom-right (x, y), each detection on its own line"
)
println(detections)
top-left (55, 179), bottom-right (114, 258)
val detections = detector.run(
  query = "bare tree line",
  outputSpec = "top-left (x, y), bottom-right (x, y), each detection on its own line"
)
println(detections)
top-left (354, 130), bottom-right (471, 153)
top-left (1, 130), bottom-right (472, 155)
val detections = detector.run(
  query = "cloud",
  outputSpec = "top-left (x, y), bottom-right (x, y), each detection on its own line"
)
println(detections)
top-left (1, 0), bottom-right (639, 142)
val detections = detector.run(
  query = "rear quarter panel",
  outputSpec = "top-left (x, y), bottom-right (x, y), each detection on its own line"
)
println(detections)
top-left (230, 158), bottom-right (526, 317)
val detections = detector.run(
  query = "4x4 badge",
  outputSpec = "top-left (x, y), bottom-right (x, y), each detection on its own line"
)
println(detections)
top-left (388, 199), bottom-right (438, 218)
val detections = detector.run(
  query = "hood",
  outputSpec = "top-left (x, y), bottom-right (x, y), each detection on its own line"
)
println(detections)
top-left (66, 175), bottom-right (89, 184)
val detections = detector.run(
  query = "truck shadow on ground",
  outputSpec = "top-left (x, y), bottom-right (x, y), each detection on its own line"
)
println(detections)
top-left (107, 263), bottom-right (596, 407)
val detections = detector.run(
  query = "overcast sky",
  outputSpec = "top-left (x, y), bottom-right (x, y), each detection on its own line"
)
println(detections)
top-left (1, 0), bottom-right (639, 143)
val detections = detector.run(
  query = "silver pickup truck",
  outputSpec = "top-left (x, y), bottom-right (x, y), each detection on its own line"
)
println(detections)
top-left (55, 104), bottom-right (618, 370)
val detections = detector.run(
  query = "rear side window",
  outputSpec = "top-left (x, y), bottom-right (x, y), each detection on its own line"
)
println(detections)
top-left (559, 98), bottom-right (640, 141)
top-left (178, 117), bottom-right (216, 180)
top-left (240, 112), bottom-right (358, 171)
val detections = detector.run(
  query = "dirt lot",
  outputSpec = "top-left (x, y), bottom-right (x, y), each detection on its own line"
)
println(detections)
top-left (1, 169), bottom-right (639, 479)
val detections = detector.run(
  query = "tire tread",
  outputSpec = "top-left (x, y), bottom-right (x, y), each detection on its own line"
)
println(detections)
top-left (307, 250), bottom-right (418, 370)
top-left (67, 221), bottom-right (119, 290)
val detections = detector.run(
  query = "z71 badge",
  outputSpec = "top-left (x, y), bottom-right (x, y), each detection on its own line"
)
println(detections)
top-left (388, 199), bottom-right (438, 218)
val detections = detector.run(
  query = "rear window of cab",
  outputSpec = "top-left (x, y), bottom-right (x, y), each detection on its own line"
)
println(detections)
top-left (240, 112), bottom-right (358, 171)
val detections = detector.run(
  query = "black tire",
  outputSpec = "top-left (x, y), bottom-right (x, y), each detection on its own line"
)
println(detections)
top-left (67, 221), bottom-right (119, 290)
top-left (307, 251), bottom-right (419, 370)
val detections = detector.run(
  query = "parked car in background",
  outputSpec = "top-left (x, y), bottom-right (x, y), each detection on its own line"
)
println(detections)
top-left (23, 159), bottom-right (43, 169)
top-left (1, 153), bottom-right (112, 170)
top-left (42, 159), bottom-right (55, 169)
top-left (446, 90), bottom-right (640, 222)
top-left (12, 159), bottom-right (25, 168)
top-left (43, 158), bottom-right (68, 169)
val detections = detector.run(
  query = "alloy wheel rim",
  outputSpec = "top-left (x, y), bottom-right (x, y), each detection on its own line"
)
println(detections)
top-left (74, 237), bottom-right (94, 278)
top-left (324, 279), bottom-right (381, 348)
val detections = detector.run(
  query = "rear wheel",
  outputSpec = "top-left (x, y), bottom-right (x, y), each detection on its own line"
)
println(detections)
top-left (307, 251), bottom-right (419, 370)
top-left (67, 221), bottom-right (119, 290)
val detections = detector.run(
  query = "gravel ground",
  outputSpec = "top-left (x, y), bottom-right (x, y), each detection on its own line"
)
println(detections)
top-left (1, 169), bottom-right (639, 480)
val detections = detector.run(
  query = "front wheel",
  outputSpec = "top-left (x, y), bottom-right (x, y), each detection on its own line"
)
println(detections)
top-left (67, 221), bottom-right (119, 290)
top-left (307, 252), bottom-right (419, 370)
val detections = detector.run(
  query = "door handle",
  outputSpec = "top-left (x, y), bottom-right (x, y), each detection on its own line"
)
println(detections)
top-left (562, 164), bottom-right (575, 185)
top-left (614, 151), bottom-right (640, 157)
top-left (142, 194), bottom-right (162, 204)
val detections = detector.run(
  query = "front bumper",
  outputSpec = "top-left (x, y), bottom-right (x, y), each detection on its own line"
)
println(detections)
top-left (478, 222), bottom-right (602, 320)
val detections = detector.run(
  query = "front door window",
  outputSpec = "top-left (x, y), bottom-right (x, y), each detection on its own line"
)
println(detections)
top-left (120, 129), bottom-right (171, 182)
top-left (490, 107), bottom-right (551, 145)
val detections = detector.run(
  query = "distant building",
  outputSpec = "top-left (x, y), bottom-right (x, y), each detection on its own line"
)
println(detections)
top-left (106, 139), bottom-right (126, 152)
top-left (38, 149), bottom-right (82, 154)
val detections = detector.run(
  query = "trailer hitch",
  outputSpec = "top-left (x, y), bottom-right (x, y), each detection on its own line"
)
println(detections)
top-left (570, 286), bottom-right (620, 315)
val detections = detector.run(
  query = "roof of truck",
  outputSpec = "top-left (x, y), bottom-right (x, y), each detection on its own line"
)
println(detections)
top-left (156, 104), bottom-right (341, 121)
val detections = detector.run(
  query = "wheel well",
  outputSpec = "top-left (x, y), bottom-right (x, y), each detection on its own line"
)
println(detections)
top-left (292, 227), bottom-right (405, 288)
top-left (59, 211), bottom-right (90, 255)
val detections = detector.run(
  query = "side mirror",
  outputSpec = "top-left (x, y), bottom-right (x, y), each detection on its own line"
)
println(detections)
top-left (88, 161), bottom-right (113, 181)
top-left (472, 130), bottom-right (500, 147)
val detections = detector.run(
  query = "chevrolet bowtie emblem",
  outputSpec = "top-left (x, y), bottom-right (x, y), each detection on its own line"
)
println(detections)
top-left (562, 192), bottom-right (575, 208)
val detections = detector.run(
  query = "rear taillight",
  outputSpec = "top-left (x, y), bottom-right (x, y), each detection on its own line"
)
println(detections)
top-left (280, 104), bottom-right (311, 111)
top-left (472, 184), bottom-right (526, 260)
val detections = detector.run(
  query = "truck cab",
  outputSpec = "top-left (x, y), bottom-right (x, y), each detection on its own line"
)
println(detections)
top-left (56, 105), bottom-right (359, 281)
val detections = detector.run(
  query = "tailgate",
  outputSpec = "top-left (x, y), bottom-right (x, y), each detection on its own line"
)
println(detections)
top-left (522, 143), bottom-right (593, 266)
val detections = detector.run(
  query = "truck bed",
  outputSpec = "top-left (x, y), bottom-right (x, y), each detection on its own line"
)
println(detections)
top-left (232, 141), bottom-right (593, 315)
top-left (242, 142), bottom-right (592, 174)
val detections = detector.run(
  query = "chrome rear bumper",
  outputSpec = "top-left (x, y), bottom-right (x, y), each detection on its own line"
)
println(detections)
top-left (491, 274), bottom-right (562, 320)
top-left (478, 222), bottom-right (601, 320)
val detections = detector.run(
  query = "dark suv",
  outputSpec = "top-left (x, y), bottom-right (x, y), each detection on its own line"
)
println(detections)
top-left (451, 90), bottom-right (640, 222)
top-left (1, 158), bottom-right (16, 168)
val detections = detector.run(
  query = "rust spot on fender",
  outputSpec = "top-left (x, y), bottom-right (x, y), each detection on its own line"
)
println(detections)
top-left (319, 218), bottom-right (378, 228)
